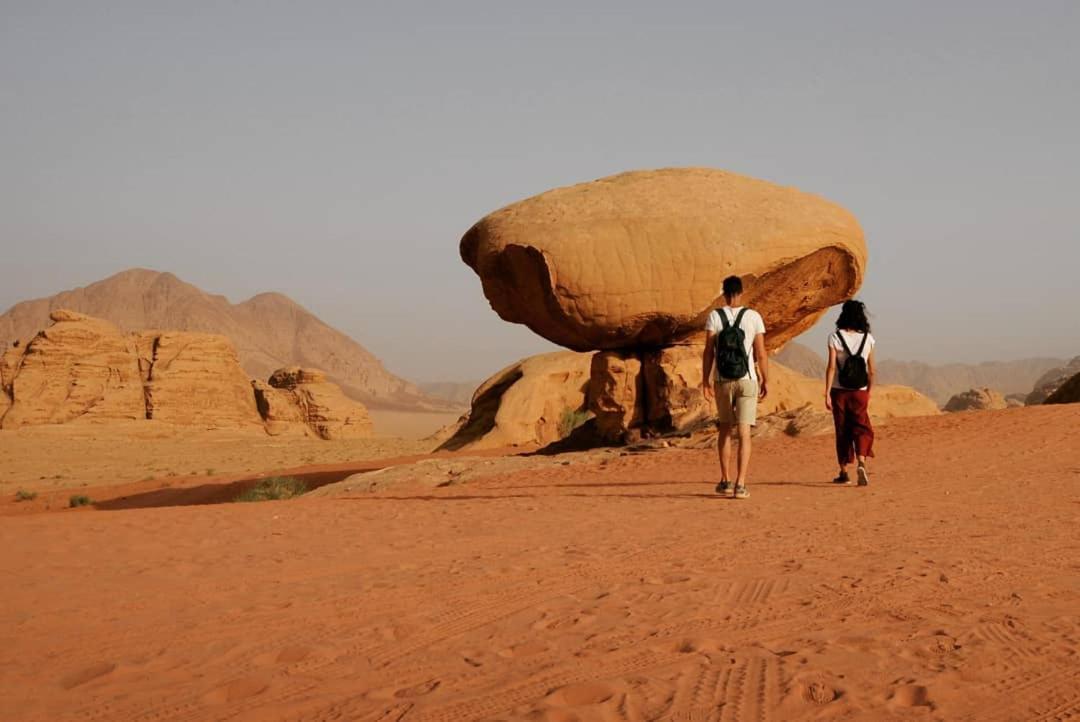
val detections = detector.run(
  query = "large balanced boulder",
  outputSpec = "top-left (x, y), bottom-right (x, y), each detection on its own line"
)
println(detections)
top-left (1027, 357), bottom-right (1080, 405)
top-left (437, 351), bottom-right (593, 451)
top-left (944, 387), bottom-right (1008, 413)
top-left (142, 331), bottom-right (262, 427)
top-left (461, 167), bottom-right (866, 352)
top-left (1045, 372), bottom-right (1080, 405)
top-left (260, 366), bottom-right (373, 439)
top-left (1, 310), bottom-right (145, 428)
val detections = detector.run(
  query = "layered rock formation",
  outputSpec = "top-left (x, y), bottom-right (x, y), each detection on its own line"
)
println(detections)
top-left (436, 351), bottom-right (592, 451)
top-left (256, 367), bottom-right (373, 439)
top-left (1027, 357), bottom-right (1080, 405)
top-left (142, 332), bottom-right (263, 427)
top-left (1, 311), bottom-right (145, 428)
top-left (0, 310), bottom-right (372, 438)
top-left (1044, 372), bottom-right (1080, 405)
top-left (461, 168), bottom-right (867, 352)
top-left (944, 388), bottom-right (1008, 413)
top-left (0, 268), bottom-right (448, 410)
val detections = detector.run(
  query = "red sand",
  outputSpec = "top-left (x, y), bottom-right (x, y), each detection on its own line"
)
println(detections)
top-left (2, 405), bottom-right (1078, 721)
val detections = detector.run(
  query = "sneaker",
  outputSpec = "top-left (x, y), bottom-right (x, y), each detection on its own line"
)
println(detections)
top-left (832, 471), bottom-right (851, 484)
top-left (715, 480), bottom-right (733, 495)
top-left (733, 484), bottom-right (750, 499)
top-left (856, 465), bottom-right (869, 486)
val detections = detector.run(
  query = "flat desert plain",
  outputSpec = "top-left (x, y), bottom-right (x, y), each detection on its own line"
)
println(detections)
top-left (1, 405), bottom-right (1078, 721)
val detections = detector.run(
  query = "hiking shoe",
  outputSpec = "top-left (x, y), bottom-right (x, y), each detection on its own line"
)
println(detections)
top-left (733, 484), bottom-right (750, 499)
top-left (715, 480), bottom-right (733, 495)
top-left (857, 465), bottom-right (869, 486)
top-left (832, 471), bottom-right (851, 484)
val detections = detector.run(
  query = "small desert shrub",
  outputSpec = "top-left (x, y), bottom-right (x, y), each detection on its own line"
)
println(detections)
top-left (68, 495), bottom-right (92, 508)
top-left (235, 476), bottom-right (307, 503)
top-left (558, 407), bottom-right (592, 438)
top-left (15, 489), bottom-right (37, 502)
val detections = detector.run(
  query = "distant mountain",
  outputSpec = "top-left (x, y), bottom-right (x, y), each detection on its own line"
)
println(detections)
top-left (0, 268), bottom-right (451, 411)
top-left (776, 342), bottom-right (1065, 405)
top-left (418, 381), bottom-right (478, 408)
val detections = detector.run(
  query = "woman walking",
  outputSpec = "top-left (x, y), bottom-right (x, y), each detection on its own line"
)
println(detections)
top-left (825, 300), bottom-right (876, 486)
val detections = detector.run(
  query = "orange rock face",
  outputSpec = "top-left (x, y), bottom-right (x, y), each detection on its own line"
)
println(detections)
top-left (588, 352), bottom-right (644, 442)
top-left (437, 351), bottom-right (593, 451)
top-left (262, 367), bottom-right (373, 439)
top-left (461, 167), bottom-right (867, 352)
top-left (1, 311), bottom-right (145, 428)
top-left (143, 332), bottom-right (262, 427)
top-left (944, 388), bottom-right (1008, 413)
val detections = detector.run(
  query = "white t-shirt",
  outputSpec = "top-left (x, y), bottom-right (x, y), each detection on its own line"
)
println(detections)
top-left (829, 330), bottom-right (876, 390)
top-left (705, 307), bottom-right (766, 382)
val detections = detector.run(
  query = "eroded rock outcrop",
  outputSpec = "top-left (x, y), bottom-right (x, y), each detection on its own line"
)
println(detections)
top-left (944, 388), bottom-right (1008, 413)
top-left (259, 366), bottom-right (373, 439)
top-left (143, 332), bottom-right (263, 427)
top-left (461, 167), bottom-right (866, 352)
top-left (1045, 372), bottom-right (1080, 405)
top-left (1027, 357), bottom-right (1080, 405)
top-left (0, 310), bottom-right (371, 438)
top-left (437, 351), bottom-right (593, 451)
top-left (1, 311), bottom-right (145, 428)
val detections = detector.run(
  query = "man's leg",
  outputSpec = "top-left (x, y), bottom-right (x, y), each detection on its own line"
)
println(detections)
top-left (735, 422), bottom-right (753, 485)
top-left (717, 424), bottom-right (734, 482)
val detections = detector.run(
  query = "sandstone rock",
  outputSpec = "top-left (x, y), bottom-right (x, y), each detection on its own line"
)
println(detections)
top-left (944, 388), bottom-right (1008, 413)
top-left (1, 310), bottom-right (145, 428)
top-left (144, 332), bottom-right (262, 427)
top-left (1027, 357), bottom-right (1080, 405)
top-left (1005, 393), bottom-right (1027, 408)
top-left (263, 366), bottom-right (373, 439)
top-left (252, 380), bottom-right (308, 436)
top-left (437, 351), bottom-right (593, 451)
top-left (0, 343), bottom-right (25, 418)
top-left (1044, 372), bottom-right (1080, 405)
top-left (588, 351), bottom-right (644, 442)
top-left (461, 167), bottom-right (866, 352)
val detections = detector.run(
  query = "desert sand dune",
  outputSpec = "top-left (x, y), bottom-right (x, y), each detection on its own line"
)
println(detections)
top-left (1, 404), bottom-right (1078, 721)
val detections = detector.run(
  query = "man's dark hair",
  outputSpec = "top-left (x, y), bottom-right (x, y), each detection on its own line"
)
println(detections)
top-left (836, 300), bottom-right (871, 333)
top-left (722, 276), bottom-right (743, 297)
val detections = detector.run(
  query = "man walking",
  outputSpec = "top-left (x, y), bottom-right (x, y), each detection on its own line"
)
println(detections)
top-left (702, 276), bottom-right (768, 499)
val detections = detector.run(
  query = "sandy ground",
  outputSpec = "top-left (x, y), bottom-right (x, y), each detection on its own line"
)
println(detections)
top-left (0, 420), bottom-right (443, 497)
top-left (368, 409), bottom-right (463, 441)
top-left (1, 405), bottom-right (1078, 721)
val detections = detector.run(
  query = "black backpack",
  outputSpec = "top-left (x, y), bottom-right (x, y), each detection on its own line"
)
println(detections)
top-left (714, 308), bottom-right (750, 380)
top-left (837, 332), bottom-right (870, 389)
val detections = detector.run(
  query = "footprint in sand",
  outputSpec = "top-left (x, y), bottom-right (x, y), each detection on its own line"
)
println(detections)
top-left (890, 682), bottom-right (933, 708)
top-left (545, 681), bottom-right (618, 707)
top-left (202, 676), bottom-right (270, 704)
top-left (60, 661), bottom-right (117, 690)
top-left (394, 678), bottom-right (440, 698)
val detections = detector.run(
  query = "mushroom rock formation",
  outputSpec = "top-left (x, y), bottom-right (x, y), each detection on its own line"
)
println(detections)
top-left (1, 310), bottom-right (145, 428)
top-left (461, 167), bottom-right (867, 353)
top-left (261, 366), bottom-right (373, 439)
top-left (142, 331), bottom-right (263, 427)
top-left (437, 351), bottom-right (593, 451)
top-left (944, 388), bottom-right (1008, 413)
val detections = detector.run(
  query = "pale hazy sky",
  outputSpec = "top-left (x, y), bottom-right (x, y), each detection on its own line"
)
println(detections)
top-left (2, 1), bottom-right (1078, 382)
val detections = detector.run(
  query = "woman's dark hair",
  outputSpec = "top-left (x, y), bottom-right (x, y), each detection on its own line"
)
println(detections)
top-left (836, 300), bottom-right (871, 333)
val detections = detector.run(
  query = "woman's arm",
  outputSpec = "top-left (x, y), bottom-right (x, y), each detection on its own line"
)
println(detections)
top-left (825, 345), bottom-right (837, 410)
top-left (866, 347), bottom-right (876, 392)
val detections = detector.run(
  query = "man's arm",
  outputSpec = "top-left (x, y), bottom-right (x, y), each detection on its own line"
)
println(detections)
top-left (702, 334), bottom-right (716, 400)
top-left (753, 333), bottom-right (768, 399)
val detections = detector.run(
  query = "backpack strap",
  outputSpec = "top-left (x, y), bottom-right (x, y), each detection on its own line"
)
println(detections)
top-left (855, 332), bottom-right (869, 356)
top-left (836, 331), bottom-right (854, 356)
top-left (733, 308), bottom-right (749, 329)
top-left (717, 309), bottom-right (730, 330)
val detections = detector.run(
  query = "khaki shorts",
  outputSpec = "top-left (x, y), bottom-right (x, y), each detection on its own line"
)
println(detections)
top-left (714, 378), bottom-right (758, 426)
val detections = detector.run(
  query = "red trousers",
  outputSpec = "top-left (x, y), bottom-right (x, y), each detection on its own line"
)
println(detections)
top-left (830, 388), bottom-right (875, 465)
